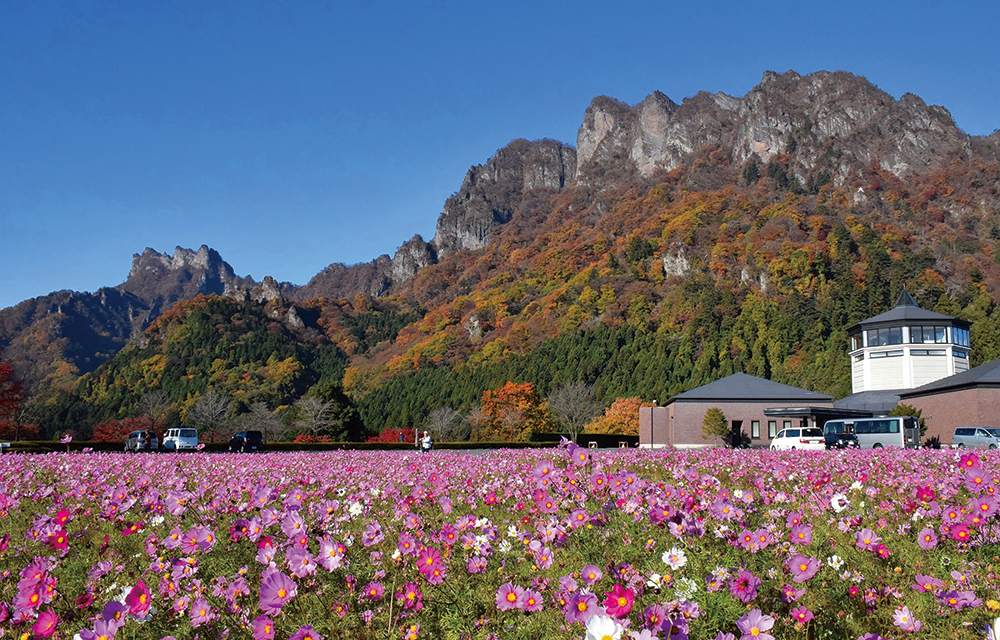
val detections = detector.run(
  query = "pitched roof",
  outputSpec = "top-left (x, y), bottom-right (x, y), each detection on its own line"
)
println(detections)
top-left (666, 372), bottom-right (832, 404)
top-left (899, 359), bottom-right (1000, 399)
top-left (848, 289), bottom-right (965, 333)
top-left (833, 389), bottom-right (904, 414)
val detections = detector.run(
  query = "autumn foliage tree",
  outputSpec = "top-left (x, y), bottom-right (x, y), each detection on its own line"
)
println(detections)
top-left (471, 381), bottom-right (555, 442)
top-left (584, 397), bottom-right (646, 435)
top-left (0, 360), bottom-right (24, 421)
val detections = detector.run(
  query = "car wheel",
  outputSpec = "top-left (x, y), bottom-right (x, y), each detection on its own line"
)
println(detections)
top-left (990, 444), bottom-right (997, 450)
top-left (957, 443), bottom-right (965, 449)
top-left (873, 443), bottom-right (883, 449)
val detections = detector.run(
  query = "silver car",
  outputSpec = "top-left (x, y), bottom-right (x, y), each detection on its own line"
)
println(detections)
top-left (953, 427), bottom-right (1000, 450)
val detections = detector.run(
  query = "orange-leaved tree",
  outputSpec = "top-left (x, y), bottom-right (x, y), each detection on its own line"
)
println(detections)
top-left (584, 397), bottom-right (648, 435)
top-left (471, 381), bottom-right (555, 442)
top-left (0, 360), bottom-right (24, 421)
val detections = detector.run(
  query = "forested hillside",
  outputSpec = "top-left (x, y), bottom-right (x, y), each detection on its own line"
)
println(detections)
top-left (6, 70), bottom-right (1000, 440)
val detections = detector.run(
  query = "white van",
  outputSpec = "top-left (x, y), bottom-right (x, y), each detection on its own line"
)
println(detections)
top-left (851, 417), bottom-right (920, 449)
top-left (162, 428), bottom-right (199, 452)
top-left (952, 427), bottom-right (1000, 450)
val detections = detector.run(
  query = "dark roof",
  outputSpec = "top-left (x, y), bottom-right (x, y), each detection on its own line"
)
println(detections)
top-left (847, 289), bottom-right (966, 333)
top-left (666, 372), bottom-right (832, 404)
top-left (833, 390), bottom-right (904, 414)
top-left (899, 359), bottom-right (1000, 399)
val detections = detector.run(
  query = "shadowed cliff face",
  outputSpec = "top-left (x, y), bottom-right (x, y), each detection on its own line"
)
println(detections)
top-left (577, 70), bottom-right (983, 187)
top-left (120, 245), bottom-right (256, 309)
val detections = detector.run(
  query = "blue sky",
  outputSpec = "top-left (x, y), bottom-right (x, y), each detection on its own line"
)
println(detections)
top-left (2, 1), bottom-right (998, 310)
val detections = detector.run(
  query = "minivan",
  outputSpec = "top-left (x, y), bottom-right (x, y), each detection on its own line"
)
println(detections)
top-left (162, 428), bottom-right (199, 452)
top-left (952, 426), bottom-right (1000, 450)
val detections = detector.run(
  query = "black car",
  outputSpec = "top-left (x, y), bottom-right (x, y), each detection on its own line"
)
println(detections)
top-left (825, 433), bottom-right (860, 449)
top-left (228, 430), bottom-right (265, 452)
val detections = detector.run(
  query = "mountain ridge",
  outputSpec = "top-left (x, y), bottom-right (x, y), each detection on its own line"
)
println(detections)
top-left (3, 69), bottom-right (999, 407)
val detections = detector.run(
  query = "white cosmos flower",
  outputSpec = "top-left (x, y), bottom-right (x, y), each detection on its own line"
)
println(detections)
top-left (674, 577), bottom-right (697, 600)
top-left (646, 573), bottom-right (664, 589)
top-left (585, 614), bottom-right (624, 640)
top-left (831, 493), bottom-right (849, 513)
top-left (827, 555), bottom-right (845, 570)
top-left (661, 547), bottom-right (688, 570)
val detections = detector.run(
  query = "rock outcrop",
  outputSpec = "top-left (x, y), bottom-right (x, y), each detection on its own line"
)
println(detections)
top-left (120, 245), bottom-right (255, 309)
top-left (577, 70), bottom-right (980, 187)
top-left (432, 138), bottom-right (576, 258)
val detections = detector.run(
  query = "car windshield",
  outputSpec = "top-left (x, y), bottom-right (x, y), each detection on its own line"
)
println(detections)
top-left (803, 428), bottom-right (823, 437)
top-left (984, 428), bottom-right (1000, 437)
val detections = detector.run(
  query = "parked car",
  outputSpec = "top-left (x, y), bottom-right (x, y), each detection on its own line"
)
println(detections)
top-left (953, 426), bottom-right (1000, 449)
top-left (825, 433), bottom-right (860, 449)
top-left (162, 428), bottom-right (199, 452)
top-left (124, 430), bottom-right (158, 452)
top-left (228, 430), bottom-right (265, 452)
top-left (769, 427), bottom-right (825, 451)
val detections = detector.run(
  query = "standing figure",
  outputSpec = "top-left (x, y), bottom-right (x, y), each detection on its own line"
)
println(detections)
top-left (421, 430), bottom-right (433, 453)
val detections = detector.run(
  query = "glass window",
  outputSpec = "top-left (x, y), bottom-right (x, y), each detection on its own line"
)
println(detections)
top-left (954, 349), bottom-right (968, 359)
top-left (853, 353), bottom-right (864, 362)
top-left (887, 327), bottom-right (902, 344)
top-left (783, 420), bottom-right (792, 430)
top-left (751, 421), bottom-right (760, 439)
top-left (768, 421), bottom-right (776, 438)
top-left (935, 327), bottom-right (946, 343)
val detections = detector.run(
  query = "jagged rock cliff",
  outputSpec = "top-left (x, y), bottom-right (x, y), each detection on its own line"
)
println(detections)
top-left (577, 70), bottom-right (984, 187)
top-left (295, 138), bottom-right (575, 300)
top-left (432, 138), bottom-right (576, 258)
top-left (120, 245), bottom-right (256, 309)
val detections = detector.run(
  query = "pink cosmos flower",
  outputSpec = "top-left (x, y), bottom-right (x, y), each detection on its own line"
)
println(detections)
top-left (79, 619), bottom-right (116, 640)
top-left (602, 583), bottom-right (634, 618)
top-left (565, 591), bottom-right (602, 625)
top-left (855, 528), bottom-right (881, 551)
top-left (581, 564), bottom-right (603, 585)
top-left (252, 614), bottom-right (276, 640)
top-left (789, 523), bottom-right (812, 545)
top-left (189, 597), bottom-right (213, 627)
top-left (522, 589), bottom-right (544, 612)
top-left (916, 526), bottom-right (938, 549)
top-left (496, 582), bottom-right (525, 611)
top-left (892, 605), bottom-right (922, 632)
top-left (289, 625), bottom-right (323, 640)
top-left (286, 547), bottom-right (318, 578)
top-left (728, 568), bottom-right (760, 603)
top-left (787, 553), bottom-right (820, 583)
top-left (417, 546), bottom-right (443, 576)
top-left (911, 574), bottom-right (944, 592)
top-left (395, 582), bottom-right (423, 611)
top-left (259, 569), bottom-right (297, 615)
top-left (362, 580), bottom-right (384, 601)
top-left (736, 609), bottom-right (775, 640)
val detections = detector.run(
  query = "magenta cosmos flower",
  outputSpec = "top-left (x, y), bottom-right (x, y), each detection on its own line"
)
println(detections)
top-left (125, 579), bottom-right (152, 616)
top-left (790, 606), bottom-right (814, 623)
top-left (32, 610), bottom-right (59, 638)
top-left (602, 584), bottom-right (634, 618)
top-left (736, 609), bottom-right (775, 640)
top-left (259, 569), bottom-right (298, 615)
top-left (728, 568), bottom-right (761, 603)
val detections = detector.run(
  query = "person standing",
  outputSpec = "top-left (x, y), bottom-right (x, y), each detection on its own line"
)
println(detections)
top-left (420, 431), bottom-right (433, 453)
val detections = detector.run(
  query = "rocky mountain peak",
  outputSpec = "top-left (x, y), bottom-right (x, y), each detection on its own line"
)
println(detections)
top-left (577, 70), bottom-right (978, 187)
top-left (120, 245), bottom-right (254, 309)
top-left (432, 138), bottom-right (576, 259)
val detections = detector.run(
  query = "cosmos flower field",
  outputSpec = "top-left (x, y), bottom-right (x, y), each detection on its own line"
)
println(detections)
top-left (1, 443), bottom-right (998, 640)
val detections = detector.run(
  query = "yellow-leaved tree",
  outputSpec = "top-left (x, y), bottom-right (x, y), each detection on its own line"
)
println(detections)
top-left (584, 397), bottom-right (647, 435)
top-left (471, 381), bottom-right (555, 442)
